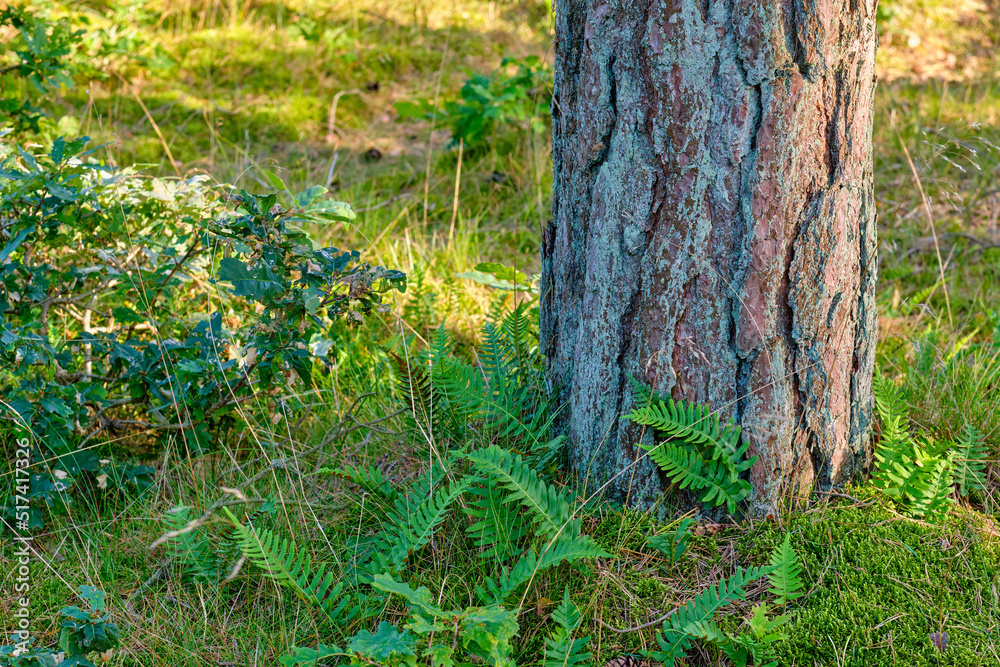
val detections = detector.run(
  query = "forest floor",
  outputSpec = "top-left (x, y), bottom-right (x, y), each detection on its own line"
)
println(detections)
top-left (1, 0), bottom-right (1000, 665)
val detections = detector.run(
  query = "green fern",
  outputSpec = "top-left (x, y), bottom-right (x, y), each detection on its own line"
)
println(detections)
top-left (872, 367), bottom-right (910, 431)
top-left (904, 443), bottom-right (955, 519)
top-left (385, 477), bottom-right (473, 569)
top-left (624, 377), bottom-right (755, 513)
top-left (953, 423), bottom-right (988, 497)
top-left (465, 481), bottom-right (529, 563)
top-left (466, 445), bottom-right (581, 541)
top-left (872, 368), bottom-right (956, 520)
top-left (361, 467), bottom-right (466, 574)
top-left (214, 499), bottom-right (277, 579)
top-left (162, 506), bottom-right (217, 583)
top-left (647, 518), bottom-right (694, 564)
top-left (719, 604), bottom-right (788, 667)
top-left (318, 464), bottom-right (400, 507)
top-left (390, 304), bottom-right (557, 454)
top-left (648, 565), bottom-right (772, 666)
top-left (626, 378), bottom-right (746, 464)
top-left (542, 587), bottom-right (592, 667)
top-left (450, 307), bottom-right (556, 448)
top-left (640, 440), bottom-right (752, 514)
top-left (222, 508), bottom-right (351, 623)
top-left (479, 536), bottom-right (610, 603)
top-left (767, 534), bottom-right (803, 606)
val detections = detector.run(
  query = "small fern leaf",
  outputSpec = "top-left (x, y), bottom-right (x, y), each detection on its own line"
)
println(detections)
top-left (652, 566), bottom-right (772, 666)
top-left (953, 423), bottom-right (988, 498)
top-left (386, 477), bottom-right (472, 568)
top-left (626, 397), bottom-right (744, 467)
top-left (465, 482), bottom-right (529, 562)
top-left (872, 371), bottom-right (916, 499)
top-left (467, 445), bottom-right (578, 541)
top-left (639, 441), bottom-right (750, 514)
top-left (905, 447), bottom-right (955, 519)
top-left (873, 366), bottom-right (910, 425)
top-left (483, 536), bottom-right (609, 603)
top-left (223, 509), bottom-right (351, 623)
top-left (162, 506), bottom-right (218, 583)
top-left (767, 534), bottom-right (803, 605)
top-left (543, 587), bottom-right (592, 667)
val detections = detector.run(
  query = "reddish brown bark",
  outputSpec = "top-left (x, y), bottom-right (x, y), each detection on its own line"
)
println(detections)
top-left (542, 0), bottom-right (879, 515)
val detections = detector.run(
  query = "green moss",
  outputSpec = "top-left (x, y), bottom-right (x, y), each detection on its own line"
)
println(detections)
top-left (593, 506), bottom-right (657, 553)
top-left (741, 494), bottom-right (1000, 666)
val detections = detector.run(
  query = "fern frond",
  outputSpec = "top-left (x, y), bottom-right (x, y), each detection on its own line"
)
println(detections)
top-left (625, 376), bottom-right (755, 513)
top-left (222, 508), bottom-right (350, 623)
top-left (647, 517), bottom-right (693, 563)
top-left (767, 534), bottom-right (803, 605)
top-left (162, 506), bottom-right (217, 583)
top-left (383, 477), bottom-right (472, 570)
top-left (953, 423), bottom-right (988, 497)
top-left (480, 536), bottom-right (610, 603)
top-left (438, 317), bottom-right (553, 448)
top-left (215, 498), bottom-right (277, 578)
top-left (543, 587), bottom-right (592, 667)
top-left (905, 445), bottom-right (954, 519)
top-left (872, 369), bottom-right (916, 497)
top-left (465, 482), bottom-right (529, 562)
top-left (629, 375), bottom-right (665, 408)
top-left (499, 302), bottom-right (537, 354)
top-left (719, 604), bottom-right (788, 667)
top-left (626, 393), bottom-right (745, 467)
top-left (389, 350), bottom-right (435, 425)
top-left (467, 445), bottom-right (579, 541)
top-left (652, 565), bottom-right (771, 666)
top-left (872, 366), bottom-right (910, 425)
top-left (639, 441), bottom-right (752, 514)
top-left (318, 464), bottom-right (400, 513)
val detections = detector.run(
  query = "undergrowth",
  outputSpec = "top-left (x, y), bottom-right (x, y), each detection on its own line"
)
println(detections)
top-left (2, 1), bottom-right (1000, 666)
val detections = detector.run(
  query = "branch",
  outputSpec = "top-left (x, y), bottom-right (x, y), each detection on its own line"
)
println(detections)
top-left (594, 605), bottom-right (680, 633)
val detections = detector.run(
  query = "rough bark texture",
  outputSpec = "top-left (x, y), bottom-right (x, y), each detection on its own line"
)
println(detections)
top-left (542, 0), bottom-right (878, 515)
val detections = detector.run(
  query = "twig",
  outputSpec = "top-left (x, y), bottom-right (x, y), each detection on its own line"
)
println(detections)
top-left (594, 606), bottom-right (679, 633)
top-left (812, 490), bottom-right (874, 506)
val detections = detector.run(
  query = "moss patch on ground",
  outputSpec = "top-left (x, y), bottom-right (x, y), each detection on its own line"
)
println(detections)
top-left (742, 492), bottom-right (1000, 666)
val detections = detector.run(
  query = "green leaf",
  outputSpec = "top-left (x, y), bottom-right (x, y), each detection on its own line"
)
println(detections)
top-left (0, 227), bottom-right (31, 263)
top-left (461, 606), bottom-right (518, 666)
top-left (278, 644), bottom-right (344, 666)
top-left (262, 168), bottom-right (288, 192)
top-left (372, 573), bottom-right (446, 619)
top-left (306, 199), bottom-right (356, 222)
top-left (425, 645), bottom-right (456, 667)
top-left (77, 585), bottom-right (106, 613)
top-left (47, 180), bottom-right (78, 201)
top-left (767, 534), bottom-right (804, 605)
top-left (294, 185), bottom-right (327, 207)
top-left (475, 262), bottom-right (529, 285)
top-left (218, 257), bottom-right (283, 301)
top-left (348, 622), bottom-right (417, 665)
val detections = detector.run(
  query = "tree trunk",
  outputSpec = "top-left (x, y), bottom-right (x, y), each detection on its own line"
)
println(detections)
top-left (542, 0), bottom-right (879, 516)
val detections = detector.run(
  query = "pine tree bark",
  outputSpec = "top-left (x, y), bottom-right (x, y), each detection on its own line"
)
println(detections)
top-left (542, 0), bottom-right (879, 515)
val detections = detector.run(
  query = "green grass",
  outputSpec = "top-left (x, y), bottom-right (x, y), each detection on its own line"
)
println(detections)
top-left (2, 0), bottom-right (1000, 665)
